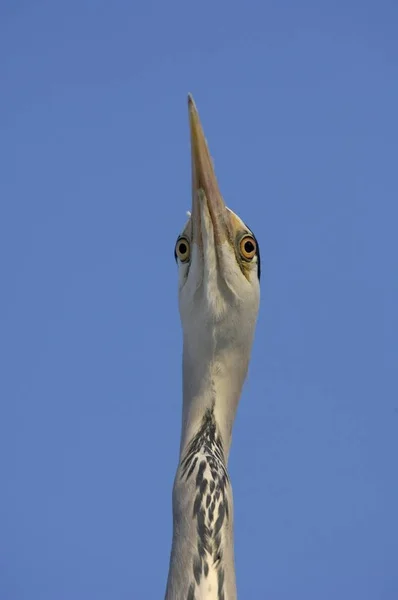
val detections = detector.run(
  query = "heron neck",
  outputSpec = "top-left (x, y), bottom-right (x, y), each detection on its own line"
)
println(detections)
top-left (164, 351), bottom-right (247, 599)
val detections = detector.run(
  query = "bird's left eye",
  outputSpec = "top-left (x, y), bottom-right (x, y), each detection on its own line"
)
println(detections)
top-left (175, 236), bottom-right (191, 262)
top-left (239, 234), bottom-right (257, 260)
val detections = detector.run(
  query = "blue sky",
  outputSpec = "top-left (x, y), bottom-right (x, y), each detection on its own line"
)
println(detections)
top-left (1, 1), bottom-right (397, 598)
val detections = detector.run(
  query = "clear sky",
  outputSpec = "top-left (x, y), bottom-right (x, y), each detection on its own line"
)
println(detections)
top-left (1, 1), bottom-right (397, 598)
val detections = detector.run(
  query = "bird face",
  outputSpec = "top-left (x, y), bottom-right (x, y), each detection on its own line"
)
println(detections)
top-left (175, 96), bottom-right (260, 365)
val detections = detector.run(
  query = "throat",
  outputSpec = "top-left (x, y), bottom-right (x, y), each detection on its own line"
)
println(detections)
top-left (180, 354), bottom-right (247, 461)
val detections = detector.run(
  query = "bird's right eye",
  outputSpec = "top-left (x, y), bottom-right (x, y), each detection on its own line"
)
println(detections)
top-left (175, 237), bottom-right (191, 263)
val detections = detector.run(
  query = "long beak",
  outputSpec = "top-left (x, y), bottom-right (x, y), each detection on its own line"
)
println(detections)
top-left (188, 94), bottom-right (229, 245)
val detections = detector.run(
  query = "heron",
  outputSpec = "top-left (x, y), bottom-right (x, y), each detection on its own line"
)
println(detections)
top-left (165, 96), bottom-right (261, 600)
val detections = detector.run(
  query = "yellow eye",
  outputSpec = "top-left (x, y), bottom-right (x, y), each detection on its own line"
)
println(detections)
top-left (239, 235), bottom-right (257, 260)
top-left (175, 237), bottom-right (190, 262)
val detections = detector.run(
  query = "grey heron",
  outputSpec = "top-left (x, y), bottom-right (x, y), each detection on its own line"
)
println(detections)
top-left (165, 96), bottom-right (260, 600)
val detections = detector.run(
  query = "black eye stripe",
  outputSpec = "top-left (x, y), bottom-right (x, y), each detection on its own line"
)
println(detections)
top-left (242, 222), bottom-right (261, 281)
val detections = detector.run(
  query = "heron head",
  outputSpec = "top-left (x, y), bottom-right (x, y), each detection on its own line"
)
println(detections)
top-left (175, 96), bottom-right (260, 369)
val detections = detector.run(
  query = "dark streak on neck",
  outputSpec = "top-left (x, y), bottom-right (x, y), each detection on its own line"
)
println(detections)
top-left (179, 407), bottom-right (230, 600)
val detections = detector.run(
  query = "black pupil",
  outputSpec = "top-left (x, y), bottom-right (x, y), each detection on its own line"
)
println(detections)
top-left (179, 242), bottom-right (187, 255)
top-left (244, 240), bottom-right (254, 254)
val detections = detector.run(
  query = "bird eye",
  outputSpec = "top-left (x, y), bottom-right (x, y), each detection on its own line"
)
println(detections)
top-left (239, 235), bottom-right (257, 260)
top-left (175, 237), bottom-right (191, 262)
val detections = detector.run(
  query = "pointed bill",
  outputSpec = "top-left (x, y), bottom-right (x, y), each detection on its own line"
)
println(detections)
top-left (188, 94), bottom-right (229, 245)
